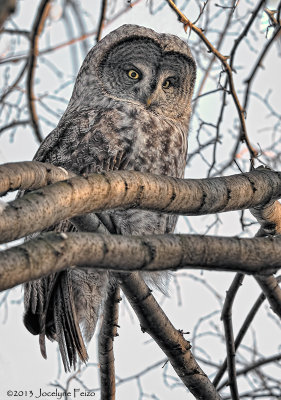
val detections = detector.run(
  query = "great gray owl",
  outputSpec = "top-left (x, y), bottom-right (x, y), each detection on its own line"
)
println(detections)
top-left (23, 24), bottom-right (196, 371)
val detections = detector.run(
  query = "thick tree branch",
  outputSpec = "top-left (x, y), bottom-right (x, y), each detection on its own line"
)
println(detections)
top-left (120, 272), bottom-right (222, 400)
top-left (1, 232), bottom-right (281, 291)
top-left (250, 189), bottom-right (281, 319)
top-left (255, 274), bottom-right (281, 319)
top-left (0, 161), bottom-right (73, 196)
top-left (2, 163), bottom-right (281, 243)
top-left (251, 199), bottom-right (281, 236)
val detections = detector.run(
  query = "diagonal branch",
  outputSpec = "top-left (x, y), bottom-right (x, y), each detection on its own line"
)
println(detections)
top-left (120, 272), bottom-right (222, 399)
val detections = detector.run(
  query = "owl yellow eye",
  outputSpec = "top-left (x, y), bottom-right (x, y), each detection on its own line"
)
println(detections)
top-left (162, 79), bottom-right (171, 89)
top-left (128, 69), bottom-right (139, 80)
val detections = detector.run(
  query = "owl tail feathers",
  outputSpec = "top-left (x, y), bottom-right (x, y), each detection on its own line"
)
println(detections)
top-left (23, 271), bottom-right (88, 373)
top-left (52, 271), bottom-right (88, 372)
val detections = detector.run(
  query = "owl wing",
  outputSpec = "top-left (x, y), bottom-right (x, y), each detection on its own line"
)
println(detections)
top-left (24, 105), bottom-right (178, 370)
top-left (23, 220), bottom-right (89, 372)
top-left (23, 110), bottom-right (131, 370)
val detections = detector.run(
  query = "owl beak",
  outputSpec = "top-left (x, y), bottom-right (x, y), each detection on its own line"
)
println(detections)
top-left (146, 89), bottom-right (158, 108)
top-left (146, 96), bottom-right (152, 108)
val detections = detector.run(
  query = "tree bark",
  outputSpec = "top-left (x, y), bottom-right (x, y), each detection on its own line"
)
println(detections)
top-left (1, 232), bottom-right (280, 291)
top-left (2, 163), bottom-right (281, 243)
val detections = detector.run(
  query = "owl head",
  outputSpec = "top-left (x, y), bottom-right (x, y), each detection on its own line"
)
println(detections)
top-left (68, 25), bottom-right (196, 121)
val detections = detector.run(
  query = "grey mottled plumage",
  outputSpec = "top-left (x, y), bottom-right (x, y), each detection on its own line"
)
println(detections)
top-left (23, 24), bottom-right (196, 371)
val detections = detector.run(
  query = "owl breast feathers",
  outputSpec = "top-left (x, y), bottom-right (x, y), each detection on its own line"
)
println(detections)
top-left (23, 24), bottom-right (196, 371)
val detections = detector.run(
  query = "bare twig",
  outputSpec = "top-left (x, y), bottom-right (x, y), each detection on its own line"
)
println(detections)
top-left (213, 288), bottom-right (267, 387)
top-left (67, 0), bottom-right (89, 55)
top-left (218, 352), bottom-right (281, 390)
top-left (0, 60), bottom-right (28, 103)
top-left (27, 0), bottom-right (52, 143)
top-left (0, 119), bottom-right (30, 137)
top-left (278, 1), bottom-right (281, 24)
top-left (214, 271), bottom-right (281, 390)
top-left (243, 25), bottom-right (281, 114)
top-left (0, 28), bottom-right (30, 37)
top-left (62, 1), bottom-right (79, 75)
top-left (264, 8), bottom-right (279, 29)
top-left (255, 274), bottom-right (281, 319)
top-left (220, 273), bottom-right (244, 400)
top-left (230, 0), bottom-right (266, 70)
top-left (0, 0), bottom-right (143, 67)
top-left (166, 0), bottom-right (257, 161)
top-left (209, 0), bottom-right (266, 176)
top-left (193, 0), bottom-right (236, 114)
top-left (96, 0), bottom-right (108, 42)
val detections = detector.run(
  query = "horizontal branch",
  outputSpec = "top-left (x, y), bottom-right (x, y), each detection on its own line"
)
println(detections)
top-left (1, 162), bottom-right (281, 243)
top-left (0, 232), bottom-right (281, 291)
top-left (0, 120), bottom-right (30, 137)
top-left (0, 161), bottom-right (73, 196)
